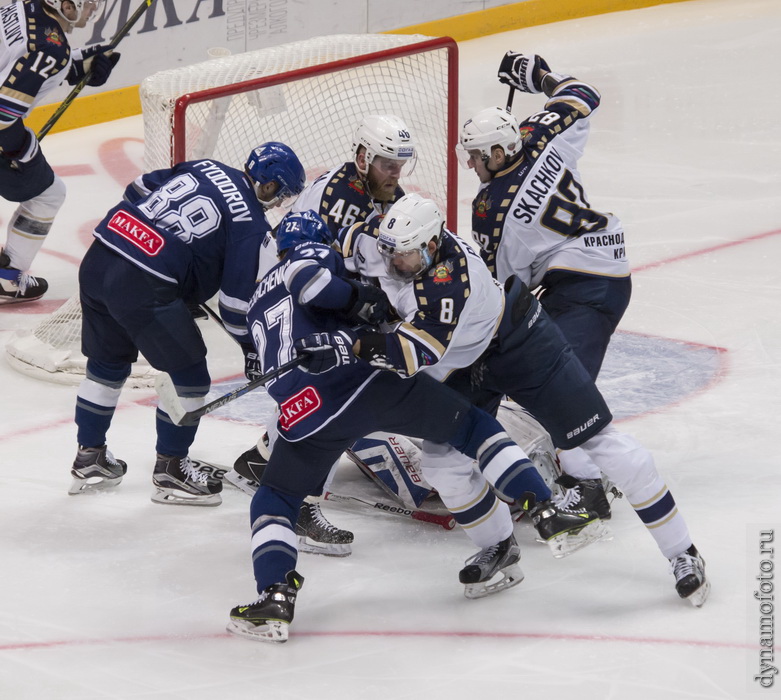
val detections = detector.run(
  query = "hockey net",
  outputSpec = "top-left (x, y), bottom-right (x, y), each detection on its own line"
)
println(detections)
top-left (5, 34), bottom-right (459, 385)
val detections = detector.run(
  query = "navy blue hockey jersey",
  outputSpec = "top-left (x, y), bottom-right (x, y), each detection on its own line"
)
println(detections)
top-left (93, 159), bottom-right (270, 344)
top-left (247, 240), bottom-right (379, 440)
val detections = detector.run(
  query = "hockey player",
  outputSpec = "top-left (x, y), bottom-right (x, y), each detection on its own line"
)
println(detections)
top-left (0, 0), bottom-right (120, 303)
top-left (457, 53), bottom-right (635, 516)
top-left (69, 142), bottom-right (306, 506)
top-left (228, 114), bottom-right (417, 552)
top-left (343, 194), bottom-right (708, 607)
top-left (227, 210), bottom-right (602, 642)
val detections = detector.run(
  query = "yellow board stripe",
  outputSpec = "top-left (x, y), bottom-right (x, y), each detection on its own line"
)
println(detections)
top-left (27, 0), bottom-right (697, 135)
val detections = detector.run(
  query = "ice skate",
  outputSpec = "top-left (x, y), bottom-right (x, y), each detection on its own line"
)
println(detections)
top-left (526, 492), bottom-right (611, 558)
top-left (151, 454), bottom-right (222, 506)
top-left (556, 474), bottom-right (613, 520)
top-left (69, 445), bottom-right (127, 495)
top-left (296, 500), bottom-right (353, 557)
top-left (459, 534), bottom-right (524, 599)
top-left (669, 544), bottom-right (710, 607)
top-left (227, 570), bottom-right (304, 643)
top-left (223, 434), bottom-right (270, 495)
top-left (0, 251), bottom-right (48, 304)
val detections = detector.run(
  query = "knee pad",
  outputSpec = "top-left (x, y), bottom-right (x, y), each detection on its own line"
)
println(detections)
top-left (22, 175), bottom-right (67, 220)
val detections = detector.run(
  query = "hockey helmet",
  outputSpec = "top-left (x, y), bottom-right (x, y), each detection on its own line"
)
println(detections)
top-left (352, 115), bottom-right (417, 177)
top-left (456, 106), bottom-right (522, 168)
top-left (43, 0), bottom-right (106, 29)
top-left (245, 142), bottom-right (306, 210)
top-left (377, 194), bottom-right (443, 280)
top-left (276, 210), bottom-right (334, 255)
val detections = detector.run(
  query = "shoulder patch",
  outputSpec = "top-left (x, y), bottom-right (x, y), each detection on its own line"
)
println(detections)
top-left (430, 261), bottom-right (454, 284)
top-left (44, 26), bottom-right (64, 46)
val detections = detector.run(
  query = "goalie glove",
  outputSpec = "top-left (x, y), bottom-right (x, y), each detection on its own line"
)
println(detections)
top-left (67, 45), bottom-right (121, 87)
top-left (497, 51), bottom-right (550, 94)
top-left (294, 331), bottom-right (357, 374)
top-left (344, 279), bottom-right (391, 326)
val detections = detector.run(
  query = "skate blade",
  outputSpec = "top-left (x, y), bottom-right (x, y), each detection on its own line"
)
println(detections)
top-left (297, 536), bottom-right (352, 557)
top-left (684, 579), bottom-right (711, 608)
top-left (464, 563), bottom-right (525, 599)
top-left (226, 618), bottom-right (288, 643)
top-left (223, 470), bottom-right (259, 496)
top-left (546, 519), bottom-right (612, 559)
top-left (68, 475), bottom-right (122, 495)
top-left (151, 487), bottom-right (222, 507)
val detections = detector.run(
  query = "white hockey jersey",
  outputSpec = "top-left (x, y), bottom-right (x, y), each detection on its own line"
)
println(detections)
top-left (471, 76), bottom-right (630, 288)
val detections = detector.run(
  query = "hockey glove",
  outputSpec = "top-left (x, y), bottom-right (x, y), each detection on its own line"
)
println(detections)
top-left (498, 51), bottom-right (550, 94)
top-left (67, 45), bottom-right (121, 87)
top-left (344, 279), bottom-right (391, 325)
top-left (244, 348), bottom-right (264, 382)
top-left (294, 331), bottom-right (357, 374)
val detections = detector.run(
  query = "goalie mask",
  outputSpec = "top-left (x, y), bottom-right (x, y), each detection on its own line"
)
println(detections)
top-left (43, 0), bottom-right (106, 30)
top-left (377, 193), bottom-right (444, 281)
top-left (352, 115), bottom-right (417, 178)
top-left (455, 106), bottom-right (522, 168)
top-left (276, 210), bottom-right (334, 255)
top-left (245, 142), bottom-right (306, 210)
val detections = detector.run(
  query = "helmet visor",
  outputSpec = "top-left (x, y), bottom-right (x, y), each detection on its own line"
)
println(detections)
top-left (369, 154), bottom-right (417, 178)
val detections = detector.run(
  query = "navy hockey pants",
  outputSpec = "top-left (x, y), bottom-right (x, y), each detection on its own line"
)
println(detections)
top-left (537, 271), bottom-right (632, 380)
top-left (446, 277), bottom-right (613, 451)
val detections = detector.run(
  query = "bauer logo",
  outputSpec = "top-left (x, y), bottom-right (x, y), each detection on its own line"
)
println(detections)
top-left (107, 210), bottom-right (165, 256)
top-left (279, 386), bottom-right (322, 430)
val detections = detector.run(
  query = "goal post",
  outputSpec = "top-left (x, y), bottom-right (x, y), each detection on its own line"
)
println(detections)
top-left (5, 34), bottom-right (460, 385)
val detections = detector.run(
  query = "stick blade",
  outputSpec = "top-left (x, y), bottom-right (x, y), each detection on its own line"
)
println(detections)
top-left (154, 372), bottom-right (187, 425)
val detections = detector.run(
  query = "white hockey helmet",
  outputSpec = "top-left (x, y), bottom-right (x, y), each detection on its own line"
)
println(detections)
top-left (352, 114), bottom-right (417, 177)
top-left (456, 106), bottom-right (522, 168)
top-left (377, 193), bottom-right (443, 280)
top-left (43, 0), bottom-right (106, 29)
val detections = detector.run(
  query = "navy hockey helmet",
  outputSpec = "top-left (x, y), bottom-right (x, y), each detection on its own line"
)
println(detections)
top-left (276, 210), bottom-right (334, 255)
top-left (245, 142), bottom-right (306, 209)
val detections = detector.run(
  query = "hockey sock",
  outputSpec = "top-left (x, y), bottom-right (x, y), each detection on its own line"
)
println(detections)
top-left (250, 486), bottom-right (302, 592)
top-left (629, 481), bottom-right (692, 559)
top-left (449, 406), bottom-right (552, 502)
top-left (75, 360), bottom-right (130, 447)
top-left (155, 360), bottom-right (210, 456)
top-left (4, 178), bottom-right (66, 270)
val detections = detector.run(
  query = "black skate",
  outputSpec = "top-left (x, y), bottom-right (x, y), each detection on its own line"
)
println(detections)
top-left (669, 544), bottom-right (710, 607)
top-left (556, 474), bottom-right (613, 520)
top-left (524, 492), bottom-right (611, 558)
top-left (69, 445), bottom-right (127, 495)
top-left (223, 434), bottom-right (270, 495)
top-left (459, 534), bottom-right (524, 599)
top-left (227, 570), bottom-right (304, 643)
top-left (151, 454), bottom-right (222, 507)
top-left (296, 500), bottom-right (353, 557)
top-left (0, 251), bottom-right (48, 304)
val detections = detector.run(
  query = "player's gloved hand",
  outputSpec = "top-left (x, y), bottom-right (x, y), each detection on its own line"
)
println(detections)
top-left (344, 279), bottom-right (391, 325)
top-left (67, 45), bottom-right (121, 87)
top-left (294, 331), bottom-right (357, 374)
top-left (244, 349), bottom-right (263, 382)
top-left (497, 51), bottom-right (550, 94)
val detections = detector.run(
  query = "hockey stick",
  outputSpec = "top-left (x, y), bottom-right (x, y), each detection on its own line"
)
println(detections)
top-left (322, 491), bottom-right (456, 531)
top-left (155, 356), bottom-right (303, 427)
top-left (37, 0), bottom-right (156, 140)
top-left (506, 85), bottom-right (516, 113)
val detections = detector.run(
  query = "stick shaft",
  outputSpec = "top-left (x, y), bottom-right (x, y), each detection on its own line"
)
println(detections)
top-left (37, 0), bottom-right (156, 140)
top-left (323, 491), bottom-right (455, 531)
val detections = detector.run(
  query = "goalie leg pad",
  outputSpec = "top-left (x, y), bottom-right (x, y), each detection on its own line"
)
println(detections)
top-left (348, 433), bottom-right (434, 508)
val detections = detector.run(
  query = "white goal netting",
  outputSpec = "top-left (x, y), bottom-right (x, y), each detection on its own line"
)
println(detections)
top-left (5, 34), bottom-right (458, 385)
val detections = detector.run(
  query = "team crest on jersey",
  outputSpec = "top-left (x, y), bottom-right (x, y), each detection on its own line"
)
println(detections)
top-left (45, 27), bottom-right (64, 46)
top-left (475, 195), bottom-right (491, 219)
top-left (348, 176), bottom-right (366, 195)
top-left (519, 125), bottom-right (535, 141)
top-left (430, 261), bottom-right (453, 284)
